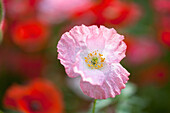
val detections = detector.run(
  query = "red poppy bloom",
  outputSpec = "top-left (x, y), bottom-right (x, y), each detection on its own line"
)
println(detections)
top-left (156, 16), bottom-right (170, 47)
top-left (151, 0), bottom-right (170, 14)
top-left (11, 19), bottom-right (49, 52)
top-left (3, 85), bottom-right (25, 109)
top-left (3, 0), bottom-right (40, 19)
top-left (137, 63), bottom-right (169, 86)
top-left (0, 19), bottom-right (6, 33)
top-left (0, 48), bottom-right (45, 78)
top-left (3, 79), bottom-right (64, 113)
top-left (152, 0), bottom-right (170, 48)
top-left (159, 28), bottom-right (170, 47)
top-left (125, 37), bottom-right (162, 65)
top-left (73, 0), bottom-right (141, 27)
top-left (37, 0), bottom-right (93, 24)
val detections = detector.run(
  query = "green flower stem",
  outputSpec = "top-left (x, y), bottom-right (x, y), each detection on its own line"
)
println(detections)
top-left (92, 99), bottom-right (97, 113)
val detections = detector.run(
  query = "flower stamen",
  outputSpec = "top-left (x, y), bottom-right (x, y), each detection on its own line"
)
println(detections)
top-left (84, 50), bottom-right (105, 69)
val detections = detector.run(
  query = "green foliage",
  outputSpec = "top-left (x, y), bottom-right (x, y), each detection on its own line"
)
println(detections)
top-left (0, 71), bottom-right (23, 109)
top-left (3, 109), bottom-right (20, 113)
top-left (87, 83), bottom-right (147, 113)
top-left (120, 0), bottom-right (155, 36)
top-left (0, 1), bottom-right (2, 20)
top-left (116, 83), bottom-right (147, 113)
top-left (138, 84), bottom-right (170, 113)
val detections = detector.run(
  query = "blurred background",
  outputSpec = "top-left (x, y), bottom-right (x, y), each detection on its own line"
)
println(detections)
top-left (0, 0), bottom-right (169, 113)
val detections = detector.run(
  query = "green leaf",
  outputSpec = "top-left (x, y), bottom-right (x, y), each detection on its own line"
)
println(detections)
top-left (115, 83), bottom-right (148, 113)
top-left (3, 109), bottom-right (20, 113)
top-left (120, 82), bottom-right (137, 99)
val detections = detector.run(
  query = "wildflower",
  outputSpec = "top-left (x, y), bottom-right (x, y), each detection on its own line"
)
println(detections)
top-left (151, 0), bottom-right (170, 14)
top-left (152, 0), bottom-right (170, 48)
top-left (0, 48), bottom-right (45, 78)
top-left (73, 0), bottom-right (141, 27)
top-left (137, 63), bottom-right (169, 86)
top-left (3, 0), bottom-right (39, 19)
top-left (125, 37), bottom-right (162, 65)
top-left (37, 0), bottom-right (93, 24)
top-left (57, 25), bottom-right (130, 99)
top-left (3, 79), bottom-right (64, 113)
top-left (11, 19), bottom-right (49, 52)
top-left (159, 28), bottom-right (170, 47)
top-left (157, 16), bottom-right (170, 47)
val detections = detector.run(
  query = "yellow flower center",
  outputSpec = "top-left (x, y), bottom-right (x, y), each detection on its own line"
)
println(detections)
top-left (84, 50), bottom-right (105, 69)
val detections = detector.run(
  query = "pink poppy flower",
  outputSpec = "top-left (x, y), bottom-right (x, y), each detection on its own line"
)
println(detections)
top-left (57, 25), bottom-right (130, 99)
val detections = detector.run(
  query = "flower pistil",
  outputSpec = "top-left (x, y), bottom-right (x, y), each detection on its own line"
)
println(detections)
top-left (84, 50), bottom-right (105, 69)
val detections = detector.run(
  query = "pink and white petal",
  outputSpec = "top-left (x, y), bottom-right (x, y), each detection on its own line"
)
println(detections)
top-left (80, 63), bottom-right (130, 99)
top-left (73, 51), bottom-right (105, 85)
top-left (110, 63), bottom-right (130, 84)
top-left (86, 25), bottom-right (106, 51)
top-left (69, 25), bottom-right (89, 49)
top-left (57, 33), bottom-right (79, 78)
top-left (57, 25), bottom-right (92, 78)
top-left (100, 26), bottom-right (117, 38)
top-left (99, 26), bottom-right (127, 63)
top-left (103, 40), bottom-right (127, 63)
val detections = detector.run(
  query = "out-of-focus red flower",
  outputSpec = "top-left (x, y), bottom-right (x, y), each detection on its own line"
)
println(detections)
top-left (156, 16), bottom-right (170, 48)
top-left (73, 0), bottom-right (141, 27)
top-left (13, 54), bottom-right (45, 79)
top-left (0, 19), bottom-right (6, 33)
top-left (3, 85), bottom-right (25, 109)
top-left (11, 19), bottom-right (49, 52)
top-left (37, 0), bottom-right (93, 24)
top-left (158, 28), bottom-right (170, 47)
top-left (158, 16), bottom-right (170, 29)
top-left (3, 79), bottom-right (64, 113)
top-left (152, 0), bottom-right (170, 48)
top-left (1, 48), bottom-right (45, 78)
top-left (125, 37), bottom-right (162, 65)
top-left (137, 63), bottom-right (169, 86)
top-left (151, 0), bottom-right (170, 14)
top-left (3, 0), bottom-right (40, 19)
